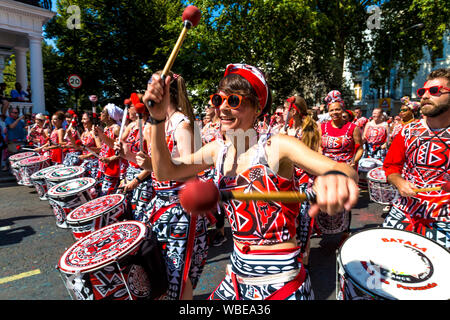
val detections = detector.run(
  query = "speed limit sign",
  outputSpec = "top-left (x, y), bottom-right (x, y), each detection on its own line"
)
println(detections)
top-left (68, 74), bottom-right (82, 89)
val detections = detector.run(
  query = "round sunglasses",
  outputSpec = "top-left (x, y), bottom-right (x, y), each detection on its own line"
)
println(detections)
top-left (210, 93), bottom-right (246, 109)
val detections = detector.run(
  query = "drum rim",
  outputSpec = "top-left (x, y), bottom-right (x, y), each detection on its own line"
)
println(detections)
top-left (58, 221), bottom-right (147, 274)
top-left (337, 226), bottom-right (449, 300)
top-left (66, 194), bottom-right (126, 223)
top-left (9, 152), bottom-right (37, 161)
top-left (367, 167), bottom-right (387, 183)
top-left (30, 165), bottom-right (65, 180)
top-left (17, 156), bottom-right (50, 167)
top-left (44, 166), bottom-right (85, 181)
top-left (47, 177), bottom-right (96, 198)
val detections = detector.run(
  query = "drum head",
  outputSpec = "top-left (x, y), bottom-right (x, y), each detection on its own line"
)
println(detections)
top-left (9, 152), bottom-right (37, 162)
top-left (47, 177), bottom-right (96, 199)
top-left (67, 194), bottom-right (125, 223)
top-left (359, 158), bottom-right (383, 170)
top-left (338, 228), bottom-right (450, 300)
top-left (58, 221), bottom-right (147, 274)
top-left (367, 167), bottom-right (387, 183)
top-left (31, 164), bottom-right (65, 181)
top-left (44, 166), bottom-right (85, 181)
top-left (17, 155), bottom-right (50, 167)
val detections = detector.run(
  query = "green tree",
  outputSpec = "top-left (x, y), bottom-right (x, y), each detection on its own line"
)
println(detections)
top-left (368, 0), bottom-right (450, 94)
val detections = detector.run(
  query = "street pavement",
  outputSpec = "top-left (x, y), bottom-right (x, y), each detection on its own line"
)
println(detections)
top-left (0, 168), bottom-right (385, 300)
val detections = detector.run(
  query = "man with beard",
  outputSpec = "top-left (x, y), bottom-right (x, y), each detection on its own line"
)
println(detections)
top-left (382, 68), bottom-right (450, 249)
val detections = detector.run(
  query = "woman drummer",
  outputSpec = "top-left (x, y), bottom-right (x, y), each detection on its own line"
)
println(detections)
top-left (127, 72), bottom-right (209, 300)
top-left (140, 64), bottom-right (358, 300)
top-left (280, 95), bottom-right (321, 270)
top-left (62, 110), bottom-right (83, 166)
top-left (319, 91), bottom-right (363, 241)
top-left (28, 113), bottom-right (49, 151)
top-left (35, 111), bottom-right (65, 164)
top-left (94, 103), bottom-right (122, 196)
top-left (117, 94), bottom-right (154, 221)
top-left (74, 111), bottom-right (102, 179)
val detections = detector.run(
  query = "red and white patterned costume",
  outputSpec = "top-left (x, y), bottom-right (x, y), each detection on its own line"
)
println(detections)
top-left (383, 119), bottom-right (450, 248)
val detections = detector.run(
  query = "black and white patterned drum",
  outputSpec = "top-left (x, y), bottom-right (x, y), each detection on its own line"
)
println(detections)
top-left (315, 210), bottom-right (350, 235)
top-left (336, 228), bottom-right (450, 300)
top-left (367, 167), bottom-right (399, 205)
top-left (57, 221), bottom-right (168, 300)
top-left (47, 177), bottom-right (95, 229)
top-left (17, 155), bottom-right (51, 187)
top-left (44, 166), bottom-right (86, 188)
top-left (30, 164), bottom-right (65, 200)
top-left (358, 158), bottom-right (383, 189)
top-left (66, 194), bottom-right (127, 240)
top-left (9, 151), bottom-right (37, 185)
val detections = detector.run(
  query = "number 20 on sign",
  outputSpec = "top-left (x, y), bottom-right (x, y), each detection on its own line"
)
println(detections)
top-left (68, 74), bottom-right (82, 89)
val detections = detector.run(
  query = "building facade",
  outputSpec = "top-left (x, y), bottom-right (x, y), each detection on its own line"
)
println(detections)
top-left (0, 0), bottom-right (55, 114)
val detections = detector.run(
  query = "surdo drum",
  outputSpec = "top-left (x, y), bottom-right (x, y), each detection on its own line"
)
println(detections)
top-left (367, 167), bottom-right (400, 205)
top-left (47, 177), bottom-right (95, 229)
top-left (9, 151), bottom-right (37, 184)
top-left (30, 164), bottom-right (65, 200)
top-left (358, 158), bottom-right (383, 189)
top-left (66, 194), bottom-right (127, 240)
top-left (44, 166), bottom-right (86, 188)
top-left (57, 221), bottom-right (168, 300)
top-left (17, 155), bottom-right (51, 186)
top-left (336, 228), bottom-right (450, 300)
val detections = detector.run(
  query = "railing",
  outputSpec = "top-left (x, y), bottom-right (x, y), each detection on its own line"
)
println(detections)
top-left (7, 102), bottom-right (34, 116)
top-left (13, 0), bottom-right (52, 10)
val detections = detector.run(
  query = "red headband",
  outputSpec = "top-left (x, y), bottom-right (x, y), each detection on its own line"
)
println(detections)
top-left (224, 63), bottom-right (268, 110)
top-left (286, 96), bottom-right (300, 113)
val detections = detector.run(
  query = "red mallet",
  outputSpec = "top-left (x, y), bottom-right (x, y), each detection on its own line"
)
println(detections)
top-left (147, 5), bottom-right (201, 108)
top-left (179, 179), bottom-right (219, 214)
top-left (179, 178), bottom-right (316, 214)
top-left (413, 182), bottom-right (450, 193)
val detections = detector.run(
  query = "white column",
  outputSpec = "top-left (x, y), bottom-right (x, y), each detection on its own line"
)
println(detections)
top-left (0, 55), bottom-right (4, 83)
top-left (28, 35), bottom-right (45, 114)
top-left (14, 47), bottom-right (28, 89)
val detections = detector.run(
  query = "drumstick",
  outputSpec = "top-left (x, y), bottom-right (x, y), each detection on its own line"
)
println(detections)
top-left (146, 5), bottom-right (201, 108)
top-left (413, 182), bottom-right (450, 193)
top-left (63, 116), bottom-right (77, 140)
top-left (178, 178), bottom-right (316, 213)
top-left (115, 105), bottom-right (129, 156)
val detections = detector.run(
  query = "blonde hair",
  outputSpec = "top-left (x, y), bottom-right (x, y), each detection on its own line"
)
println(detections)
top-left (291, 96), bottom-right (320, 151)
top-left (156, 71), bottom-right (195, 133)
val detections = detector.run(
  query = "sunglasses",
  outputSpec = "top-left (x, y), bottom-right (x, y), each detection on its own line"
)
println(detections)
top-left (210, 93), bottom-right (245, 109)
top-left (417, 86), bottom-right (450, 97)
top-left (275, 112), bottom-right (283, 116)
top-left (400, 108), bottom-right (410, 112)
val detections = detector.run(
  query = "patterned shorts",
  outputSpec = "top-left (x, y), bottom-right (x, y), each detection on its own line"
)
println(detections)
top-left (63, 151), bottom-right (81, 166)
top-left (80, 158), bottom-right (99, 179)
top-left (145, 192), bottom-right (209, 300)
top-left (383, 206), bottom-right (450, 250)
top-left (125, 166), bottom-right (154, 221)
top-left (209, 246), bottom-right (314, 300)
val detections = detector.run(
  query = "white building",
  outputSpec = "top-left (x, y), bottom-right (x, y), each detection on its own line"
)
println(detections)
top-left (346, 31), bottom-right (449, 117)
top-left (0, 0), bottom-right (55, 114)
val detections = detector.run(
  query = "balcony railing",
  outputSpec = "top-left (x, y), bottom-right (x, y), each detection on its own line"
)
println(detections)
top-left (13, 0), bottom-right (52, 10)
